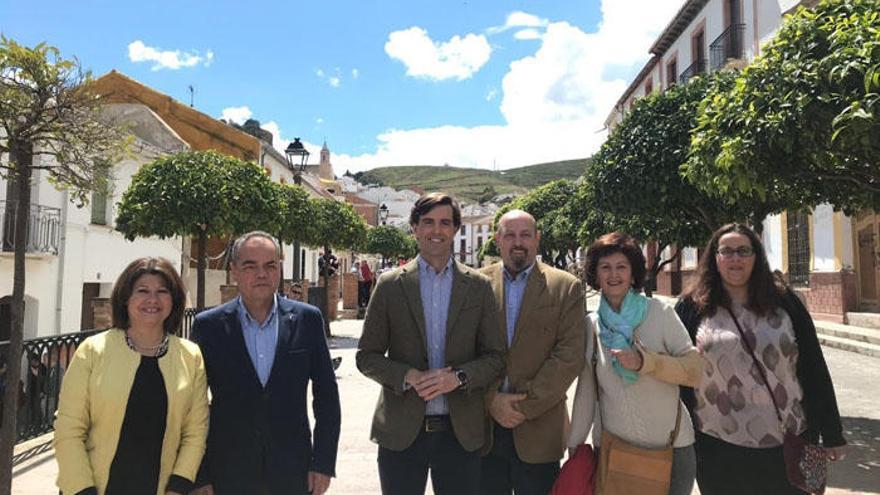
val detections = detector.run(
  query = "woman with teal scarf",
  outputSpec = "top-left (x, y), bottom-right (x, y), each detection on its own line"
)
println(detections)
top-left (567, 232), bottom-right (703, 495)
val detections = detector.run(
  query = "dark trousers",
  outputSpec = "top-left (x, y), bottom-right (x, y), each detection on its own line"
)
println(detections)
top-left (358, 281), bottom-right (372, 307)
top-left (378, 416), bottom-right (481, 495)
top-left (480, 423), bottom-right (560, 495)
top-left (694, 431), bottom-right (806, 495)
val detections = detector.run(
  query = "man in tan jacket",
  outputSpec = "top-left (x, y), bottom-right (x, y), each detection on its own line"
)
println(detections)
top-left (479, 210), bottom-right (587, 495)
top-left (357, 192), bottom-right (506, 495)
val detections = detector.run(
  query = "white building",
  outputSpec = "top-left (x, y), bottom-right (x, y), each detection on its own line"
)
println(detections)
top-left (609, 0), bottom-right (875, 321)
top-left (454, 214), bottom-right (494, 267)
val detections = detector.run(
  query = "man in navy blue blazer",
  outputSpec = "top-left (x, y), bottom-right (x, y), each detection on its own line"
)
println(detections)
top-left (191, 231), bottom-right (341, 495)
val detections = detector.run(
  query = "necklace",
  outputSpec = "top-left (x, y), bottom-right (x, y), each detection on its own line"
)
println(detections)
top-left (124, 331), bottom-right (170, 357)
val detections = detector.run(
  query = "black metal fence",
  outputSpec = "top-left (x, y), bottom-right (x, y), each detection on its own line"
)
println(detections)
top-left (2, 307), bottom-right (208, 445)
top-left (710, 23), bottom-right (746, 72)
top-left (0, 200), bottom-right (62, 255)
top-left (679, 58), bottom-right (707, 84)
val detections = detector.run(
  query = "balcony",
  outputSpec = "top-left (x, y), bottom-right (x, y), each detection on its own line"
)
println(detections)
top-left (710, 23), bottom-right (746, 72)
top-left (679, 59), bottom-right (707, 84)
top-left (1, 200), bottom-right (62, 255)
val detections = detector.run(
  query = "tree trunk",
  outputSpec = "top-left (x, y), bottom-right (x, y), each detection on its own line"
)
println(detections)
top-left (196, 229), bottom-right (206, 308)
top-left (0, 142), bottom-right (33, 495)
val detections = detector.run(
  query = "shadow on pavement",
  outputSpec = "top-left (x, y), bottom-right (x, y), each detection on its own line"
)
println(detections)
top-left (329, 335), bottom-right (359, 350)
top-left (828, 416), bottom-right (880, 494)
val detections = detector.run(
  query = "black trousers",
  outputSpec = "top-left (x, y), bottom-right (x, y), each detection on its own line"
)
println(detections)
top-left (378, 417), bottom-right (481, 495)
top-left (694, 431), bottom-right (807, 495)
top-left (480, 423), bottom-right (560, 495)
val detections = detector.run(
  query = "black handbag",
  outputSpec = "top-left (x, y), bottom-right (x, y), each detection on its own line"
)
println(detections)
top-left (725, 307), bottom-right (828, 494)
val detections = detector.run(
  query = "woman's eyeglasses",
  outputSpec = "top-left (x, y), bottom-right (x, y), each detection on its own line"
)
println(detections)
top-left (716, 246), bottom-right (755, 258)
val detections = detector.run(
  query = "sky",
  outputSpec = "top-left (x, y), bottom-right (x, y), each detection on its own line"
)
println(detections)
top-left (2, 0), bottom-right (684, 173)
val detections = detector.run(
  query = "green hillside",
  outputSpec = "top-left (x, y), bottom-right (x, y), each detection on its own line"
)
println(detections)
top-left (355, 159), bottom-right (587, 202)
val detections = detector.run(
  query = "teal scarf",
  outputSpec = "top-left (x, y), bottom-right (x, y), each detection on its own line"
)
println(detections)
top-left (597, 289), bottom-right (648, 384)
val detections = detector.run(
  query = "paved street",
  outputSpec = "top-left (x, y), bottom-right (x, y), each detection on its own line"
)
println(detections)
top-left (11, 318), bottom-right (880, 494)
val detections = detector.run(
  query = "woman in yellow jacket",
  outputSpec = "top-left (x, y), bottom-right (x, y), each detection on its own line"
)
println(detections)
top-left (54, 257), bottom-right (209, 495)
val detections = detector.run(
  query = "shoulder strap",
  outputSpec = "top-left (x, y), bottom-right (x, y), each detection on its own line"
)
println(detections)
top-left (724, 307), bottom-right (784, 424)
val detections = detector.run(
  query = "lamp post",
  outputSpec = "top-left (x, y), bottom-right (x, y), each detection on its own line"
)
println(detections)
top-left (285, 138), bottom-right (310, 284)
top-left (378, 203), bottom-right (389, 226)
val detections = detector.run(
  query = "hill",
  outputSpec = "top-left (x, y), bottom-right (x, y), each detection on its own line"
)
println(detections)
top-left (355, 159), bottom-right (588, 202)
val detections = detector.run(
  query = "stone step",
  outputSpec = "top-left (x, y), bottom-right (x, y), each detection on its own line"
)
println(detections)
top-left (814, 320), bottom-right (880, 346)
top-left (846, 311), bottom-right (880, 330)
top-left (817, 333), bottom-right (880, 358)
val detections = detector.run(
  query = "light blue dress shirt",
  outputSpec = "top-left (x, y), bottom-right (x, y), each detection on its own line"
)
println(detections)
top-left (418, 255), bottom-right (454, 416)
top-left (237, 295), bottom-right (280, 387)
top-left (502, 262), bottom-right (535, 391)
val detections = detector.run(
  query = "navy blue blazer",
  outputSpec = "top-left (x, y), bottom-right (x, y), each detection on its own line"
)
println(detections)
top-left (192, 297), bottom-right (341, 494)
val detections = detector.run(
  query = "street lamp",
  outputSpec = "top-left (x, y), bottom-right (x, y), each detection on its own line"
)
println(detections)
top-left (285, 138), bottom-right (310, 283)
top-left (378, 203), bottom-right (389, 226)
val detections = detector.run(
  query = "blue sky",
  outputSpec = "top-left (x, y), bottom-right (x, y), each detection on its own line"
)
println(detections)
top-left (2, 0), bottom-right (684, 172)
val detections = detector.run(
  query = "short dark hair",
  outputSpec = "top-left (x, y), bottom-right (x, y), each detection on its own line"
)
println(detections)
top-left (584, 232), bottom-right (647, 291)
top-left (409, 192), bottom-right (461, 229)
top-left (683, 223), bottom-right (782, 317)
top-left (111, 257), bottom-right (186, 334)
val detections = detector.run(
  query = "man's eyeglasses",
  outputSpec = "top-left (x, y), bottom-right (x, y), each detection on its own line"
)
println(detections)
top-left (716, 246), bottom-right (755, 259)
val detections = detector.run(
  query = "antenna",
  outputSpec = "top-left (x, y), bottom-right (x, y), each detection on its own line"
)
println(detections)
top-left (188, 85), bottom-right (195, 107)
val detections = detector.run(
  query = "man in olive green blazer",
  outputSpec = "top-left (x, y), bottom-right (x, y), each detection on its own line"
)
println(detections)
top-left (356, 192), bottom-right (506, 495)
top-left (479, 210), bottom-right (586, 495)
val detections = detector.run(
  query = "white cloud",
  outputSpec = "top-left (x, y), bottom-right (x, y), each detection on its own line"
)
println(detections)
top-left (513, 29), bottom-right (542, 41)
top-left (485, 88), bottom-right (498, 102)
top-left (316, 117), bottom-right (324, 125)
top-left (385, 27), bottom-right (492, 81)
top-left (351, 68), bottom-right (360, 79)
top-left (315, 69), bottom-right (325, 78)
top-left (329, 77), bottom-right (341, 88)
top-left (262, 121), bottom-right (322, 159)
top-left (487, 11), bottom-right (549, 35)
top-left (220, 106), bottom-right (252, 124)
top-left (334, 1), bottom-right (682, 174)
top-left (127, 40), bottom-right (213, 71)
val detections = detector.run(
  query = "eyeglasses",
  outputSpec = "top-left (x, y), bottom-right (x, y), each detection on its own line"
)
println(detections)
top-left (716, 246), bottom-right (755, 259)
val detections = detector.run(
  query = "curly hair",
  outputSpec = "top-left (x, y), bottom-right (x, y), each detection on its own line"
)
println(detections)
top-left (584, 232), bottom-right (647, 291)
top-left (683, 223), bottom-right (783, 317)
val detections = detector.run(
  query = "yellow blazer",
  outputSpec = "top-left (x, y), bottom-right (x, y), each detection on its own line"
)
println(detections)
top-left (54, 329), bottom-right (209, 495)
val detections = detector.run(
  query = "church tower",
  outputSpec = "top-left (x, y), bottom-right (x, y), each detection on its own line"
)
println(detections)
top-left (318, 140), bottom-right (334, 181)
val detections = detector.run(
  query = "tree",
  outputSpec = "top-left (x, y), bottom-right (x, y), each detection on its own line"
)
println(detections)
top-left (365, 225), bottom-right (415, 262)
top-left (305, 198), bottom-right (368, 336)
top-left (116, 150), bottom-right (280, 307)
top-left (684, 0), bottom-right (880, 214)
top-left (580, 74), bottom-right (747, 292)
top-left (276, 182), bottom-right (316, 285)
top-left (0, 38), bottom-right (128, 492)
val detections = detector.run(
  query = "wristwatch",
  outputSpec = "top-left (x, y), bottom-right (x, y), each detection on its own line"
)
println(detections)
top-left (453, 368), bottom-right (469, 389)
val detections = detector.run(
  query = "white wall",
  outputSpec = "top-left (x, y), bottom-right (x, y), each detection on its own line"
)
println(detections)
top-left (812, 204), bottom-right (836, 271)
top-left (763, 214), bottom-right (784, 272)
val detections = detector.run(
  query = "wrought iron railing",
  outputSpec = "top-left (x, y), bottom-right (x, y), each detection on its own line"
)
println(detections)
top-left (787, 210), bottom-right (811, 287)
top-left (2, 307), bottom-right (209, 445)
top-left (710, 23), bottom-right (746, 72)
top-left (0, 200), bottom-right (62, 255)
top-left (679, 59), bottom-right (707, 84)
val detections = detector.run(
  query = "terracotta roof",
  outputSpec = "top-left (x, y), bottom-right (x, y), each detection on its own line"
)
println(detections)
top-left (649, 0), bottom-right (711, 55)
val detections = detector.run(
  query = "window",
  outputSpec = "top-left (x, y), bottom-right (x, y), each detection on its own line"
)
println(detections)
top-left (460, 225), bottom-right (466, 235)
top-left (644, 79), bottom-right (653, 95)
top-left (692, 29), bottom-right (706, 71)
top-left (91, 192), bottom-right (108, 225)
top-left (460, 238), bottom-right (467, 262)
top-left (666, 58), bottom-right (678, 87)
top-left (787, 210), bottom-right (811, 287)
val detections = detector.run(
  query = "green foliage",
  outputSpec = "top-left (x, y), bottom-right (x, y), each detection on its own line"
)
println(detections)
top-left (365, 225), bottom-right (415, 259)
top-left (582, 73), bottom-right (746, 254)
top-left (276, 183), bottom-right (316, 244)
top-left (305, 197), bottom-right (368, 252)
top-left (0, 36), bottom-right (128, 204)
top-left (115, 150), bottom-right (280, 240)
top-left (684, 0), bottom-right (880, 213)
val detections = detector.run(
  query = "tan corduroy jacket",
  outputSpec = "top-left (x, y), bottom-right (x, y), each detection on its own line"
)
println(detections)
top-left (54, 329), bottom-right (208, 495)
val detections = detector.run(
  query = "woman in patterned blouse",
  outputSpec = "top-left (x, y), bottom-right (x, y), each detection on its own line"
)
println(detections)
top-left (675, 224), bottom-right (846, 495)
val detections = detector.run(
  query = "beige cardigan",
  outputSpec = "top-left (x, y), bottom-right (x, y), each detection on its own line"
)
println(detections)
top-left (567, 298), bottom-right (702, 450)
top-left (54, 329), bottom-right (208, 495)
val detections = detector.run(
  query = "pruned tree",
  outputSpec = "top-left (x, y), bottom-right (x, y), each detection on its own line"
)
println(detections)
top-left (276, 182), bottom-right (316, 286)
top-left (365, 225), bottom-right (415, 262)
top-left (305, 197), bottom-right (368, 336)
top-left (580, 73), bottom-right (747, 293)
top-left (0, 38), bottom-right (128, 491)
top-left (115, 150), bottom-right (280, 308)
top-left (684, 0), bottom-right (880, 214)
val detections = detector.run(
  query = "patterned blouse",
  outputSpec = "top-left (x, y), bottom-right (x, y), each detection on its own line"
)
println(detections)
top-left (694, 303), bottom-right (807, 448)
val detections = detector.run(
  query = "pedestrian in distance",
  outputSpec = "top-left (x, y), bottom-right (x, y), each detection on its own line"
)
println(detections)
top-left (357, 192), bottom-right (506, 495)
top-left (568, 232), bottom-right (702, 495)
top-left (675, 223), bottom-right (846, 495)
top-left (479, 209), bottom-right (586, 495)
top-left (190, 231), bottom-right (341, 495)
top-left (54, 257), bottom-right (209, 495)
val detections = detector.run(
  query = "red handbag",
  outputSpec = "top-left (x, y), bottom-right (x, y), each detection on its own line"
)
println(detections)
top-left (550, 444), bottom-right (598, 495)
